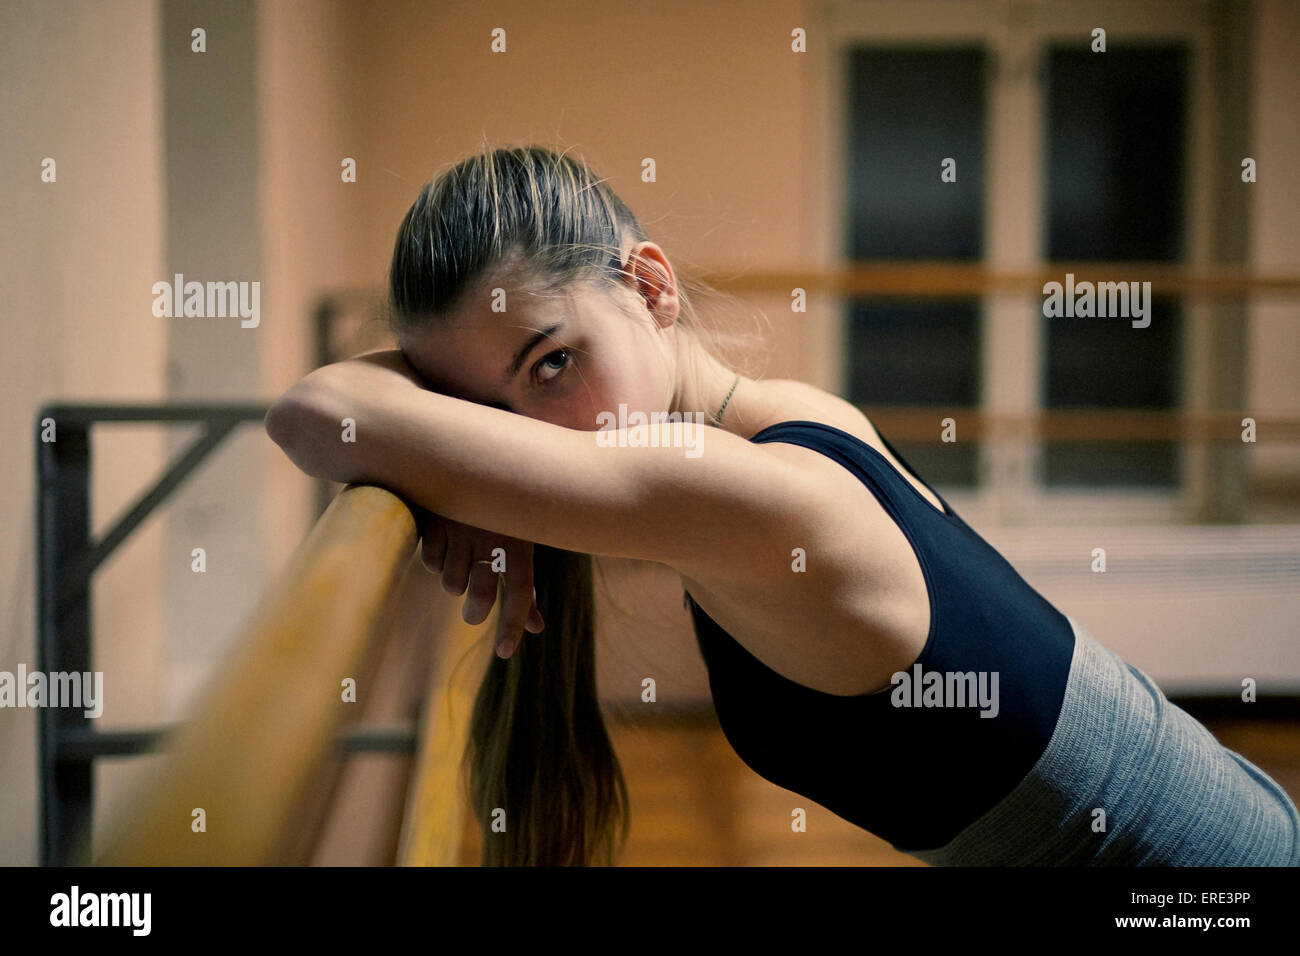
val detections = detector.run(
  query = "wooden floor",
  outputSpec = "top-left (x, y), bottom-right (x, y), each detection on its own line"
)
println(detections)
top-left (607, 714), bottom-right (922, 866)
top-left (600, 712), bottom-right (1300, 866)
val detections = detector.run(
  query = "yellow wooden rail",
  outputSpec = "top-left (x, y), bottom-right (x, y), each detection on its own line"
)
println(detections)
top-left (706, 262), bottom-right (1300, 299)
top-left (97, 484), bottom-right (418, 865)
top-left (861, 409), bottom-right (1300, 443)
top-left (397, 602), bottom-right (489, 866)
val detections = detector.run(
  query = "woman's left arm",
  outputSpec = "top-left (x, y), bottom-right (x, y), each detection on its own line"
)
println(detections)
top-left (264, 350), bottom-right (821, 576)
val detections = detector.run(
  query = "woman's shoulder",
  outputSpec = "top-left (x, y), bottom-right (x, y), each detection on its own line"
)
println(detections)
top-left (679, 378), bottom-right (937, 695)
top-left (750, 378), bottom-right (946, 516)
top-left (749, 378), bottom-right (879, 448)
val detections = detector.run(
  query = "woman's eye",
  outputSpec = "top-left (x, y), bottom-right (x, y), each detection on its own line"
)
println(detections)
top-left (534, 348), bottom-right (570, 384)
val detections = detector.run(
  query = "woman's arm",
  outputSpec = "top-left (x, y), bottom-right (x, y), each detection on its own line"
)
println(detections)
top-left (264, 350), bottom-right (820, 579)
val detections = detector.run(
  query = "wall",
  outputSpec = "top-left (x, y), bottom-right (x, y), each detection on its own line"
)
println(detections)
top-left (0, 0), bottom-right (168, 865)
top-left (1248, 0), bottom-right (1300, 502)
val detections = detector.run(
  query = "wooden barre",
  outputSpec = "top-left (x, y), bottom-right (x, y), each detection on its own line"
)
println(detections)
top-left (861, 408), bottom-right (1300, 443)
top-left (397, 602), bottom-right (487, 866)
top-left (703, 262), bottom-right (1300, 299)
top-left (96, 484), bottom-right (418, 866)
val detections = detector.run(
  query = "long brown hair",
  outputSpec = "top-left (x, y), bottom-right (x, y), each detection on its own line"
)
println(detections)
top-left (386, 143), bottom-right (758, 865)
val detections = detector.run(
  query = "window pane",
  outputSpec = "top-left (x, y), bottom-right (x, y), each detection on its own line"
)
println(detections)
top-left (1045, 46), bottom-right (1188, 261)
top-left (847, 300), bottom-right (982, 486)
top-left (844, 48), bottom-right (987, 486)
top-left (846, 48), bottom-right (987, 260)
top-left (1042, 297), bottom-right (1182, 486)
top-left (1043, 45), bottom-right (1187, 486)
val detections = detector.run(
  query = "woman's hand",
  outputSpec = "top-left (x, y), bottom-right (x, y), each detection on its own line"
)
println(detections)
top-left (266, 351), bottom-right (546, 657)
top-left (415, 506), bottom-right (545, 659)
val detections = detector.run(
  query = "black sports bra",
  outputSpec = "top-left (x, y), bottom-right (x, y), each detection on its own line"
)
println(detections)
top-left (684, 420), bottom-right (1075, 852)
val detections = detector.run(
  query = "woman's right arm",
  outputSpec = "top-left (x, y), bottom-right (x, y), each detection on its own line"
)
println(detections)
top-left (265, 350), bottom-right (831, 586)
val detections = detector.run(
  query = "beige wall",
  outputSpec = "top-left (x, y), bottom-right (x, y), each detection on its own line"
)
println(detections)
top-left (258, 0), bottom-right (371, 570)
top-left (0, 0), bottom-right (167, 864)
top-left (339, 0), bottom-right (818, 378)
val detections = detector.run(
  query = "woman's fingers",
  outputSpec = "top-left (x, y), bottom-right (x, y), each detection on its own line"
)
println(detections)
top-left (419, 516), bottom-right (448, 573)
top-left (495, 552), bottom-right (537, 658)
top-left (440, 526), bottom-right (472, 595)
top-left (417, 519), bottom-right (546, 658)
top-left (462, 560), bottom-right (500, 626)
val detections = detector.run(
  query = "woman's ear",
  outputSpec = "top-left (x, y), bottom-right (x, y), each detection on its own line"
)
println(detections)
top-left (625, 241), bottom-right (680, 329)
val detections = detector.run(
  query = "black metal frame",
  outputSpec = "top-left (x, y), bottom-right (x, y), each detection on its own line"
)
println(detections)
top-left (35, 404), bottom-right (415, 866)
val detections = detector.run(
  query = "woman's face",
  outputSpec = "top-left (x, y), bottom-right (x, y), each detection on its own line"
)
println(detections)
top-left (398, 275), bottom-right (678, 432)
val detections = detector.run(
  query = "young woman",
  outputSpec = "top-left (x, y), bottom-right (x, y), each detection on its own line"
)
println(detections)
top-left (266, 144), bottom-right (1300, 867)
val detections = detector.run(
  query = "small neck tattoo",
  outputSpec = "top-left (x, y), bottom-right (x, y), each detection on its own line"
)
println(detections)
top-left (713, 373), bottom-right (740, 426)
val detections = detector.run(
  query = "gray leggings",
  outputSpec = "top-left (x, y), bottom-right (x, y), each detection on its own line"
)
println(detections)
top-left (898, 615), bottom-right (1300, 866)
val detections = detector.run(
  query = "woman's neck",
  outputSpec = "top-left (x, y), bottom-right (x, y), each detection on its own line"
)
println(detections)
top-left (668, 334), bottom-right (785, 441)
